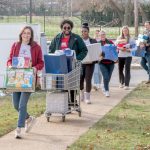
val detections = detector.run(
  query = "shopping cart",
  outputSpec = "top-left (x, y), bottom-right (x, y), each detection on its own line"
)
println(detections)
top-left (41, 61), bottom-right (81, 122)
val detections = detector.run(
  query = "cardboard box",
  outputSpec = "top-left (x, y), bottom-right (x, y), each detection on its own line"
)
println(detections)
top-left (102, 45), bottom-right (118, 61)
top-left (6, 68), bottom-right (35, 92)
top-left (131, 46), bottom-right (146, 57)
top-left (82, 43), bottom-right (102, 64)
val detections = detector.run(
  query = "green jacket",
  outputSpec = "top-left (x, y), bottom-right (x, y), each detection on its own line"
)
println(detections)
top-left (49, 32), bottom-right (88, 60)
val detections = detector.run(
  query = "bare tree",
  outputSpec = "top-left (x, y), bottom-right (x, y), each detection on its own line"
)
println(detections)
top-left (134, 0), bottom-right (138, 37)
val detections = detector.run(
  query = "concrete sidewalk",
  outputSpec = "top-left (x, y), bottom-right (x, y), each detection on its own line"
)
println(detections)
top-left (0, 67), bottom-right (147, 150)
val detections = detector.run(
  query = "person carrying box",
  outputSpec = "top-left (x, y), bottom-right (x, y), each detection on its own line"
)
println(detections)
top-left (140, 21), bottom-right (150, 84)
top-left (7, 26), bottom-right (44, 139)
top-left (116, 26), bottom-right (136, 90)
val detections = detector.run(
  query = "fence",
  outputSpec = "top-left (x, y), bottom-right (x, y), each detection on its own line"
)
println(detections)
top-left (0, 0), bottom-right (145, 40)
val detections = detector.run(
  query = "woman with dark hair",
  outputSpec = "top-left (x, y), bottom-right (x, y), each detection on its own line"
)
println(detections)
top-left (116, 26), bottom-right (136, 90)
top-left (49, 19), bottom-right (88, 107)
top-left (7, 26), bottom-right (44, 138)
top-left (80, 23), bottom-right (97, 104)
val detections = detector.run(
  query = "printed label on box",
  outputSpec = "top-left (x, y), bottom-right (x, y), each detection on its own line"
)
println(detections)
top-left (12, 57), bottom-right (31, 68)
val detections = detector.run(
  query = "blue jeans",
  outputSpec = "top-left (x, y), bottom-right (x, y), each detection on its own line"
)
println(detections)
top-left (92, 63), bottom-right (102, 85)
top-left (12, 92), bottom-right (31, 128)
top-left (141, 53), bottom-right (150, 80)
top-left (99, 63), bottom-right (114, 91)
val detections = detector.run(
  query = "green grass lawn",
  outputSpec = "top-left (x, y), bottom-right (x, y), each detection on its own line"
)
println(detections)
top-left (0, 84), bottom-right (150, 149)
top-left (68, 83), bottom-right (150, 150)
top-left (0, 92), bottom-right (46, 137)
top-left (0, 16), bottom-right (144, 40)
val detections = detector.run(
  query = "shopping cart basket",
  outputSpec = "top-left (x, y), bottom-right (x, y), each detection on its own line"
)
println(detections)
top-left (41, 61), bottom-right (81, 122)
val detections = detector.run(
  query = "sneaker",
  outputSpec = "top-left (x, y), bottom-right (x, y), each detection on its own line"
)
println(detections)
top-left (25, 116), bottom-right (36, 133)
top-left (84, 92), bottom-right (91, 104)
top-left (105, 91), bottom-right (110, 97)
top-left (119, 84), bottom-right (124, 88)
top-left (124, 86), bottom-right (129, 90)
top-left (85, 99), bottom-right (91, 104)
top-left (15, 127), bottom-right (21, 139)
top-left (101, 87), bottom-right (105, 95)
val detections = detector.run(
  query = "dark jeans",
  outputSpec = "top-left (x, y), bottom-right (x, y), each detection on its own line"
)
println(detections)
top-left (99, 63), bottom-right (114, 91)
top-left (118, 57), bottom-right (132, 86)
top-left (80, 64), bottom-right (95, 92)
top-left (13, 92), bottom-right (31, 128)
top-left (70, 90), bottom-right (75, 103)
top-left (141, 53), bottom-right (150, 80)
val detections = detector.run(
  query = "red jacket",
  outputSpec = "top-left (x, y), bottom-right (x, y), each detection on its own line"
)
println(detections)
top-left (7, 41), bottom-right (44, 70)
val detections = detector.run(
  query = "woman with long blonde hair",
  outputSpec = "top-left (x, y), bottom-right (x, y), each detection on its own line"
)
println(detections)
top-left (116, 26), bottom-right (136, 90)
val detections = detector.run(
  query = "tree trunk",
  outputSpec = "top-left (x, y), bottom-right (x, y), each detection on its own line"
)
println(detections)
top-left (134, 0), bottom-right (138, 37)
top-left (124, 0), bottom-right (132, 26)
top-left (124, 0), bottom-right (129, 25)
top-left (109, 0), bottom-right (124, 26)
top-left (139, 5), bottom-right (148, 24)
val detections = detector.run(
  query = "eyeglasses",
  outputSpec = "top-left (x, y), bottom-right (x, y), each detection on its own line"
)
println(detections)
top-left (63, 26), bottom-right (71, 30)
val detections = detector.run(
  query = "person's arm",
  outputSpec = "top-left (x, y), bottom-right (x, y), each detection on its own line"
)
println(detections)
top-left (33, 45), bottom-right (44, 71)
top-left (114, 37), bottom-right (120, 45)
top-left (146, 34), bottom-right (150, 47)
top-left (76, 36), bottom-right (88, 61)
top-left (127, 38), bottom-right (137, 52)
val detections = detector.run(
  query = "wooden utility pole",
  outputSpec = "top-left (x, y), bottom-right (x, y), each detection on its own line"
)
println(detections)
top-left (134, 0), bottom-right (138, 37)
top-left (71, 0), bottom-right (72, 17)
top-left (29, 0), bottom-right (32, 23)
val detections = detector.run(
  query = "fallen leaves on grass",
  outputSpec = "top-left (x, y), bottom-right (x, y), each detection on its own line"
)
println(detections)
top-left (135, 144), bottom-right (150, 150)
top-left (122, 102), bottom-right (130, 109)
top-left (106, 128), bottom-right (112, 133)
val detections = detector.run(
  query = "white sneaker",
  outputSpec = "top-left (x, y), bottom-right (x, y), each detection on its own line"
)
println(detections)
top-left (97, 84), bottom-right (101, 89)
top-left (85, 99), bottom-right (91, 104)
top-left (84, 92), bottom-right (91, 104)
top-left (105, 91), bottom-right (110, 97)
top-left (15, 127), bottom-right (21, 139)
top-left (25, 116), bottom-right (36, 133)
top-left (119, 84), bottom-right (124, 88)
top-left (124, 86), bottom-right (129, 90)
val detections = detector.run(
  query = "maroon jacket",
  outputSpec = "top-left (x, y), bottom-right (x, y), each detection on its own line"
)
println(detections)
top-left (7, 41), bottom-right (44, 70)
